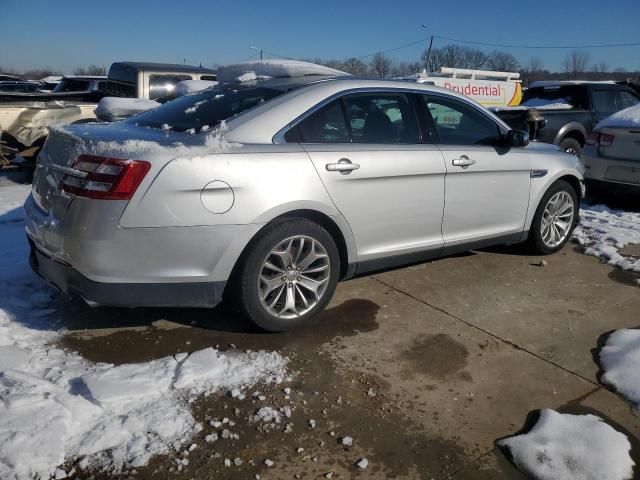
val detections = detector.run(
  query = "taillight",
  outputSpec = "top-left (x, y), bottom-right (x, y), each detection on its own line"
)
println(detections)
top-left (599, 133), bottom-right (615, 147)
top-left (586, 132), bottom-right (615, 147)
top-left (60, 155), bottom-right (151, 200)
top-left (586, 132), bottom-right (599, 145)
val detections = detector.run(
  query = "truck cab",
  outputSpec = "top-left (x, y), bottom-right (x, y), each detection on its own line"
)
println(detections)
top-left (106, 62), bottom-right (217, 100)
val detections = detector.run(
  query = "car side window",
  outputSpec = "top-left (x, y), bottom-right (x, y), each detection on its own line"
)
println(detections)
top-left (342, 93), bottom-right (420, 144)
top-left (421, 96), bottom-right (501, 146)
top-left (149, 75), bottom-right (193, 100)
top-left (618, 91), bottom-right (639, 109)
top-left (287, 100), bottom-right (350, 143)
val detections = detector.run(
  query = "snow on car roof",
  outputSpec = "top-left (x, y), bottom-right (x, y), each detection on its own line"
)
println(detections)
top-left (60, 75), bottom-right (107, 80)
top-left (530, 80), bottom-right (617, 88)
top-left (216, 59), bottom-right (350, 83)
top-left (596, 103), bottom-right (640, 129)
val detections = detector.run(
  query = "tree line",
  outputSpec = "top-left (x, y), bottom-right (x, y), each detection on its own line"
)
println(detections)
top-left (2, 48), bottom-right (638, 86)
top-left (311, 45), bottom-right (638, 86)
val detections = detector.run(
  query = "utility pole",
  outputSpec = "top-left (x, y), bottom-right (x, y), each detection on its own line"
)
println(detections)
top-left (421, 25), bottom-right (434, 72)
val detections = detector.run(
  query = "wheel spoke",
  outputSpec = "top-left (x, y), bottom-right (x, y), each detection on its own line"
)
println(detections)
top-left (261, 275), bottom-right (284, 296)
top-left (263, 261), bottom-right (283, 274)
top-left (268, 284), bottom-right (285, 309)
top-left (280, 285), bottom-right (298, 316)
top-left (295, 284), bottom-right (310, 308)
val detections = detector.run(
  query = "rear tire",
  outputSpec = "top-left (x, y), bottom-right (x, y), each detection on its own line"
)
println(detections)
top-left (528, 180), bottom-right (579, 255)
top-left (559, 137), bottom-right (582, 158)
top-left (232, 218), bottom-right (340, 332)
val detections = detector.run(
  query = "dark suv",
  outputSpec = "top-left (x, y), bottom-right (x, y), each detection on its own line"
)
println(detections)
top-left (521, 82), bottom-right (639, 158)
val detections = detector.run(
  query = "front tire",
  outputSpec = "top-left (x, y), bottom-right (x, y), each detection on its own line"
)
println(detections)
top-left (529, 180), bottom-right (579, 255)
top-left (233, 218), bottom-right (340, 332)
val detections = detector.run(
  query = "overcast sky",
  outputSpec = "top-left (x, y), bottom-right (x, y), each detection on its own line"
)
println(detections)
top-left (1, 0), bottom-right (638, 74)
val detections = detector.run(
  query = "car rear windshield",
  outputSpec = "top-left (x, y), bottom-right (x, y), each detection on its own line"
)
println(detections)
top-left (128, 86), bottom-right (286, 132)
top-left (522, 86), bottom-right (589, 109)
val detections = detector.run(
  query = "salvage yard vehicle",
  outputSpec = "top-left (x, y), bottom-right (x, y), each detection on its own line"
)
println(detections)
top-left (0, 62), bottom-right (216, 166)
top-left (25, 65), bottom-right (584, 332)
top-left (52, 75), bottom-right (106, 93)
top-left (583, 103), bottom-right (640, 196)
top-left (519, 81), bottom-right (639, 158)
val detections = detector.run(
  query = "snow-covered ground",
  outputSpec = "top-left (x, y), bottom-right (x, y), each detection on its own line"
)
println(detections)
top-left (498, 409), bottom-right (634, 480)
top-left (573, 203), bottom-right (640, 281)
top-left (600, 329), bottom-right (640, 410)
top-left (0, 184), bottom-right (288, 479)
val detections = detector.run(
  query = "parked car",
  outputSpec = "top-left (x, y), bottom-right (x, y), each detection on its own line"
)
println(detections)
top-left (52, 75), bottom-right (107, 93)
top-left (0, 62), bottom-right (216, 167)
top-left (518, 81), bottom-right (639, 158)
top-left (583, 103), bottom-right (640, 196)
top-left (26, 71), bottom-right (584, 332)
top-left (0, 81), bottom-right (41, 93)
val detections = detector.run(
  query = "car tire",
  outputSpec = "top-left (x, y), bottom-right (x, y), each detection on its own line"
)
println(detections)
top-left (559, 137), bottom-right (583, 158)
top-left (232, 218), bottom-right (340, 332)
top-left (528, 180), bottom-right (579, 255)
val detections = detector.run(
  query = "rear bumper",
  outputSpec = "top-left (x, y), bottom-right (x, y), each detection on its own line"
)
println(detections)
top-left (28, 237), bottom-right (225, 308)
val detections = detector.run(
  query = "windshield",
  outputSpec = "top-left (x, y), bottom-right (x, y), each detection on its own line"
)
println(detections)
top-left (128, 85), bottom-right (288, 132)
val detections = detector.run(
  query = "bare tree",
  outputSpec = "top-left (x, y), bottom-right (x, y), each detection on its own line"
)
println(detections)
top-left (73, 64), bottom-right (106, 76)
top-left (369, 53), bottom-right (391, 78)
top-left (462, 49), bottom-right (487, 69)
top-left (486, 51), bottom-right (519, 72)
top-left (341, 57), bottom-right (368, 76)
top-left (562, 50), bottom-right (590, 79)
top-left (593, 63), bottom-right (608, 73)
top-left (522, 57), bottom-right (544, 86)
top-left (391, 61), bottom-right (421, 77)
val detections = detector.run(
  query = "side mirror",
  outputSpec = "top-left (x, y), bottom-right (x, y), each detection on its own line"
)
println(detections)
top-left (507, 130), bottom-right (529, 148)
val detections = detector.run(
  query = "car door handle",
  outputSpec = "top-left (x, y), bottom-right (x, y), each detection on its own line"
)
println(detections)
top-left (326, 158), bottom-right (360, 175)
top-left (452, 156), bottom-right (476, 168)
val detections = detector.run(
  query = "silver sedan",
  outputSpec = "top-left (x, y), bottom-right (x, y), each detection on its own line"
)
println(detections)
top-left (25, 75), bottom-right (584, 331)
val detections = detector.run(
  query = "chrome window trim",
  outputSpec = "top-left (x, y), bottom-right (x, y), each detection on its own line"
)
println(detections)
top-left (272, 86), bottom-right (508, 145)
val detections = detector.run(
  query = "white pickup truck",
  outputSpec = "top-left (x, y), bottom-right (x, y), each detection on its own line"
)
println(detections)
top-left (0, 62), bottom-right (216, 166)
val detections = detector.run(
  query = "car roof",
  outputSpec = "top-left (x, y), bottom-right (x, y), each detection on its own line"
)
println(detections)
top-left (225, 74), bottom-right (463, 97)
top-left (529, 80), bottom-right (618, 88)
top-left (60, 75), bottom-right (107, 80)
top-left (110, 62), bottom-right (216, 74)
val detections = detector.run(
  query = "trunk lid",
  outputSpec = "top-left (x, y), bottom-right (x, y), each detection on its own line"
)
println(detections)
top-left (598, 126), bottom-right (640, 162)
top-left (32, 122), bottom-right (206, 219)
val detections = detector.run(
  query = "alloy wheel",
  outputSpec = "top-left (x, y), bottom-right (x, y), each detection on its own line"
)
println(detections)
top-left (541, 191), bottom-right (575, 248)
top-left (257, 235), bottom-right (331, 319)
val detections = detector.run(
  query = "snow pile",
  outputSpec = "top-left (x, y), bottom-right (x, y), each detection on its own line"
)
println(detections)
top-left (0, 185), bottom-right (288, 479)
top-left (600, 329), bottom-right (640, 409)
top-left (217, 59), bottom-right (349, 83)
top-left (235, 71), bottom-right (271, 83)
top-left (596, 104), bottom-right (640, 130)
top-left (573, 204), bottom-right (640, 280)
top-left (95, 97), bottom-right (160, 122)
top-left (521, 98), bottom-right (573, 109)
top-left (498, 409), bottom-right (634, 480)
top-left (174, 80), bottom-right (218, 97)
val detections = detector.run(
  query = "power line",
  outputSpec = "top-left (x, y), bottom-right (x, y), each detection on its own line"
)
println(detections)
top-left (434, 35), bottom-right (640, 49)
top-left (353, 38), bottom-right (426, 59)
top-left (233, 35), bottom-right (640, 66)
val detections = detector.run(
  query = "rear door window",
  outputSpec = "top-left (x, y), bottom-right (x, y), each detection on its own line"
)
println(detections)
top-left (342, 93), bottom-right (420, 144)
top-left (288, 100), bottom-right (350, 143)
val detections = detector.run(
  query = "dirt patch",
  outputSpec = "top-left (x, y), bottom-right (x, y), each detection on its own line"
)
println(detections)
top-left (60, 299), bottom-right (380, 365)
top-left (401, 333), bottom-right (471, 382)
